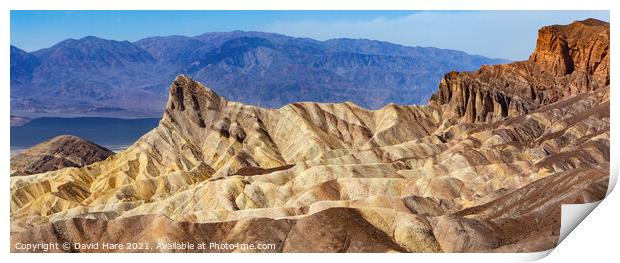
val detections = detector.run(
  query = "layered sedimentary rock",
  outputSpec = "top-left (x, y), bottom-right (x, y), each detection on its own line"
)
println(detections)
top-left (10, 19), bottom-right (610, 253)
top-left (430, 18), bottom-right (609, 123)
top-left (10, 135), bottom-right (114, 176)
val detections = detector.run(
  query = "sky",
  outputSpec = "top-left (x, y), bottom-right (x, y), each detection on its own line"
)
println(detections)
top-left (10, 10), bottom-right (609, 60)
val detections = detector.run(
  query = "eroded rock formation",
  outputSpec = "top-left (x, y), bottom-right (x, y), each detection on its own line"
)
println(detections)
top-left (430, 18), bottom-right (609, 123)
top-left (10, 19), bottom-right (610, 253)
top-left (10, 135), bottom-right (114, 176)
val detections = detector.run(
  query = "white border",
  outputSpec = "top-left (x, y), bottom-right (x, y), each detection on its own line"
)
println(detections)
top-left (2, 1), bottom-right (617, 262)
top-left (0, 0), bottom-right (615, 10)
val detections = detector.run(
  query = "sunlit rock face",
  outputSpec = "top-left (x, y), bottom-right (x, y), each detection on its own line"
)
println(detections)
top-left (430, 18), bottom-right (609, 123)
top-left (10, 19), bottom-right (609, 253)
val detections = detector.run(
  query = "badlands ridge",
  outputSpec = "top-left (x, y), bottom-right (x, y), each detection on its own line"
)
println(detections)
top-left (10, 19), bottom-right (610, 252)
top-left (11, 135), bottom-right (114, 176)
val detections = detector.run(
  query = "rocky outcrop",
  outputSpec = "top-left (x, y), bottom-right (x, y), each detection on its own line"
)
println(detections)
top-left (430, 19), bottom-right (609, 123)
top-left (530, 18), bottom-right (610, 80)
top-left (10, 19), bottom-right (610, 253)
top-left (10, 135), bottom-right (114, 176)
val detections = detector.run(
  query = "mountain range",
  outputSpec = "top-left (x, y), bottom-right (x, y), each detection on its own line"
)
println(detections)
top-left (10, 31), bottom-right (507, 117)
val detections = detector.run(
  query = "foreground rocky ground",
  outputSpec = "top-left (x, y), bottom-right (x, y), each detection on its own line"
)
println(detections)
top-left (10, 19), bottom-right (609, 252)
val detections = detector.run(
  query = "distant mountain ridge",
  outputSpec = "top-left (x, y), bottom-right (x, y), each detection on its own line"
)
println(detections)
top-left (11, 31), bottom-right (508, 117)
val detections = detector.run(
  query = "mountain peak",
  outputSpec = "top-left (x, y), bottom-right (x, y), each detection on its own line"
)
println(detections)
top-left (10, 45), bottom-right (40, 85)
top-left (78, 35), bottom-right (107, 42)
top-left (10, 45), bottom-right (23, 51)
top-left (164, 75), bottom-right (225, 129)
top-left (574, 18), bottom-right (608, 26)
top-left (28, 34), bottom-right (155, 73)
top-left (171, 74), bottom-right (218, 95)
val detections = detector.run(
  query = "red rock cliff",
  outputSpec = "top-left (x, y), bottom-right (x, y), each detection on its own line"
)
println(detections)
top-left (430, 18), bottom-right (609, 123)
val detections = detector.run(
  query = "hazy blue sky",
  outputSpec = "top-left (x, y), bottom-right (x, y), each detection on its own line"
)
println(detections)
top-left (11, 10), bottom-right (609, 60)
